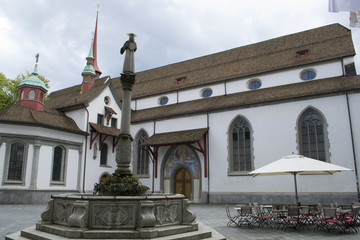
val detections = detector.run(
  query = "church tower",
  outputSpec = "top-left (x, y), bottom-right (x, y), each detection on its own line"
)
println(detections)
top-left (17, 53), bottom-right (48, 111)
top-left (80, 11), bottom-right (102, 93)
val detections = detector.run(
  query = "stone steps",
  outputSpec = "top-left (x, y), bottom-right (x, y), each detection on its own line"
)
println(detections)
top-left (6, 222), bottom-right (225, 240)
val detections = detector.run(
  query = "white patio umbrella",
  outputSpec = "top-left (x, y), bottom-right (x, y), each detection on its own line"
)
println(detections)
top-left (249, 155), bottom-right (352, 205)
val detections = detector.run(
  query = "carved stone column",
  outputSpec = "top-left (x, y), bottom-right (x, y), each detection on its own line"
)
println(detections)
top-left (29, 142), bottom-right (41, 190)
top-left (116, 73), bottom-right (136, 175)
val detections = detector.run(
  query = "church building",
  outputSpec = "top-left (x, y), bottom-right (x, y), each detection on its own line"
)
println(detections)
top-left (0, 14), bottom-right (359, 204)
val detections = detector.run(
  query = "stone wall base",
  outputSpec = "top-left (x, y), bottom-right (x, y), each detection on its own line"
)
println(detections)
top-left (209, 192), bottom-right (359, 205)
top-left (0, 190), bottom-right (79, 204)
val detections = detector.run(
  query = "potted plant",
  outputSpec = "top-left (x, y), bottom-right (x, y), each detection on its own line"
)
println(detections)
top-left (93, 173), bottom-right (149, 196)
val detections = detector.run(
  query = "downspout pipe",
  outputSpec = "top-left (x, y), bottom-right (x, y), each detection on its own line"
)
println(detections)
top-left (82, 106), bottom-right (90, 193)
top-left (207, 113), bottom-right (210, 203)
top-left (346, 92), bottom-right (360, 200)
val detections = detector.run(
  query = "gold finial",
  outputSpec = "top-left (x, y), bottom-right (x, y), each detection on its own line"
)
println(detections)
top-left (96, 1), bottom-right (101, 13)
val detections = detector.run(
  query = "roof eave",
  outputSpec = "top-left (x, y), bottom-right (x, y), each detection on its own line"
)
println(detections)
top-left (0, 120), bottom-right (88, 136)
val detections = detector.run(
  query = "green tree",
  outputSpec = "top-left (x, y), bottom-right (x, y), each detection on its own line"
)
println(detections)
top-left (0, 72), bottom-right (50, 110)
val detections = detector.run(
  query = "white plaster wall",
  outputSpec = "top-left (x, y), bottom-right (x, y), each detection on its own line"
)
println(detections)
top-left (82, 85), bottom-right (123, 191)
top-left (135, 92), bottom-right (177, 110)
top-left (35, 147), bottom-right (80, 190)
top-left (37, 146), bottom-right (52, 189)
top-left (132, 60), bottom-right (343, 111)
top-left (343, 56), bottom-right (355, 66)
top-left (178, 83), bottom-right (224, 102)
top-left (346, 92), bottom-right (360, 193)
top-left (65, 149), bottom-right (80, 189)
top-left (227, 60), bottom-right (342, 95)
top-left (155, 115), bottom-right (207, 133)
top-left (0, 124), bottom-right (84, 143)
top-left (0, 142), bottom-right (6, 182)
top-left (83, 135), bottom-right (117, 191)
top-left (0, 122), bottom-right (84, 191)
top-left (207, 95), bottom-right (357, 195)
top-left (87, 86), bottom-right (122, 126)
top-left (65, 109), bottom-right (87, 131)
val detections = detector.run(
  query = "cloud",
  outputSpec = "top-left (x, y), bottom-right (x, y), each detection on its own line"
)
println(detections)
top-left (0, 0), bottom-right (359, 92)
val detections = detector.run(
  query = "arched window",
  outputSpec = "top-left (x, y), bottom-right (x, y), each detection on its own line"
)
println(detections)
top-left (52, 146), bottom-right (66, 182)
top-left (28, 90), bottom-right (35, 100)
top-left (100, 143), bottom-right (108, 166)
top-left (298, 108), bottom-right (327, 161)
top-left (20, 90), bottom-right (24, 100)
top-left (40, 92), bottom-right (43, 103)
top-left (7, 142), bottom-right (25, 181)
top-left (229, 117), bottom-right (252, 173)
top-left (135, 130), bottom-right (149, 176)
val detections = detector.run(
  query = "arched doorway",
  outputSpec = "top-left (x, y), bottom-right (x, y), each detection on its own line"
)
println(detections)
top-left (174, 167), bottom-right (192, 199)
top-left (162, 145), bottom-right (201, 203)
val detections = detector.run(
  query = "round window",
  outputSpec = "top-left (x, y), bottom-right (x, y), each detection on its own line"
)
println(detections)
top-left (201, 88), bottom-right (213, 98)
top-left (159, 96), bottom-right (169, 105)
top-left (300, 70), bottom-right (316, 81)
top-left (248, 79), bottom-right (262, 90)
top-left (104, 96), bottom-right (110, 105)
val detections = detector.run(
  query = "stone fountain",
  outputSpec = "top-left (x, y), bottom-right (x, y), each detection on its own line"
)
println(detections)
top-left (6, 34), bottom-right (224, 240)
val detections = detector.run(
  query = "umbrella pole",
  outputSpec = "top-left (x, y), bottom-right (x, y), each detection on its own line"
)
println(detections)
top-left (293, 173), bottom-right (299, 206)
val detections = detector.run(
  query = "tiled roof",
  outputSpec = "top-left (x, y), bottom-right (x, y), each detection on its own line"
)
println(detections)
top-left (46, 76), bottom-right (111, 110)
top-left (142, 128), bottom-right (208, 146)
top-left (0, 103), bottom-right (87, 135)
top-left (126, 23), bottom-right (355, 99)
top-left (89, 122), bottom-right (120, 136)
top-left (47, 24), bottom-right (355, 111)
top-left (131, 75), bottom-right (360, 123)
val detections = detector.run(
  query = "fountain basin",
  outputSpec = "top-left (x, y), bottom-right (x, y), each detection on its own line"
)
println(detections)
top-left (37, 193), bottom-right (197, 239)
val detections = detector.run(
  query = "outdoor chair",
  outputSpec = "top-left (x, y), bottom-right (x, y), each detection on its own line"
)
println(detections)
top-left (225, 205), bottom-right (240, 227)
top-left (251, 205), bottom-right (272, 228)
top-left (314, 207), bottom-right (333, 231)
top-left (321, 208), bottom-right (345, 232)
top-left (237, 205), bottom-right (253, 228)
top-left (282, 207), bottom-right (307, 230)
top-left (272, 204), bottom-right (288, 229)
top-left (339, 207), bottom-right (358, 233)
top-left (302, 205), bottom-right (320, 224)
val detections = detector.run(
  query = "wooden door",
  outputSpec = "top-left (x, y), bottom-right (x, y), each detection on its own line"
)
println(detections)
top-left (174, 168), bottom-right (192, 199)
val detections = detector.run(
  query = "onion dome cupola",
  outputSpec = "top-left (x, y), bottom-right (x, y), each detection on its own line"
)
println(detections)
top-left (18, 53), bottom-right (48, 111)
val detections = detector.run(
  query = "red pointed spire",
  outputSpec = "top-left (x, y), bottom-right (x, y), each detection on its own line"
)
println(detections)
top-left (93, 11), bottom-right (102, 78)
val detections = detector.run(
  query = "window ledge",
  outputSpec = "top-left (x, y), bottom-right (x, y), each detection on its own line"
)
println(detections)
top-left (134, 174), bottom-right (150, 178)
top-left (50, 181), bottom-right (65, 186)
top-left (100, 165), bottom-right (112, 168)
top-left (3, 180), bottom-right (24, 185)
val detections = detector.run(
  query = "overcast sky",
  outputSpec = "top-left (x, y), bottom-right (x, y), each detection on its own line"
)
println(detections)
top-left (0, 0), bottom-right (359, 92)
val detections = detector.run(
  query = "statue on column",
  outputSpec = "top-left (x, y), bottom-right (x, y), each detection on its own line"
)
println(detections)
top-left (120, 33), bottom-right (137, 74)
